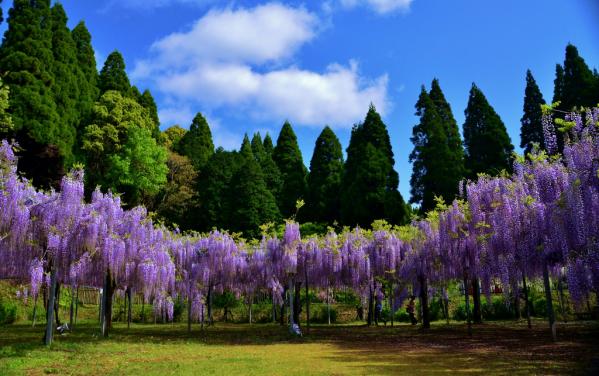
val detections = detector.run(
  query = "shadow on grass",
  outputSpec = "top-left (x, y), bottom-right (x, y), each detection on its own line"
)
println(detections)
top-left (2, 320), bottom-right (599, 375)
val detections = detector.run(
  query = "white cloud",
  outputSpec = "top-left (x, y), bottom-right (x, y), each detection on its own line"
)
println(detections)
top-left (340, 0), bottom-right (413, 14)
top-left (135, 2), bottom-right (390, 129)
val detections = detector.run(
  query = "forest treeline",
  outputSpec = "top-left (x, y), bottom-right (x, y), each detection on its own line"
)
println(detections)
top-left (0, 1), bottom-right (598, 237)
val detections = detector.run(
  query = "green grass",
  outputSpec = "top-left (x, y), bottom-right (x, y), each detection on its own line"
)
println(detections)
top-left (1, 319), bottom-right (598, 375)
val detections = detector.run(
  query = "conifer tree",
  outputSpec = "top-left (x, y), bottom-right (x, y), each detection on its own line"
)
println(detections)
top-left (428, 79), bottom-right (465, 202)
top-left (98, 50), bottom-right (131, 95)
top-left (252, 132), bottom-right (282, 200)
top-left (196, 149), bottom-right (242, 231)
top-left (71, 21), bottom-right (98, 130)
top-left (229, 136), bottom-right (280, 237)
top-left (0, 0), bottom-right (65, 187)
top-left (179, 112), bottom-right (214, 172)
top-left (553, 64), bottom-right (564, 104)
top-left (49, 3), bottom-right (81, 163)
top-left (263, 133), bottom-right (275, 155)
top-left (306, 126), bottom-right (344, 223)
top-left (342, 105), bottom-right (407, 226)
top-left (409, 87), bottom-right (455, 212)
top-left (560, 44), bottom-right (597, 111)
top-left (520, 70), bottom-right (546, 156)
top-left (463, 84), bottom-right (514, 178)
top-left (273, 121), bottom-right (307, 218)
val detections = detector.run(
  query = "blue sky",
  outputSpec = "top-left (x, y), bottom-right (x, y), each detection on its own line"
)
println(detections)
top-left (2, 0), bottom-right (598, 199)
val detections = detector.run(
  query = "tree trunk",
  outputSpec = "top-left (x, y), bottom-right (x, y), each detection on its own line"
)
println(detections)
top-left (127, 287), bottom-right (132, 329)
top-left (472, 277), bottom-right (482, 324)
top-left (248, 296), bottom-right (252, 324)
top-left (44, 267), bottom-right (57, 346)
top-left (367, 283), bottom-right (374, 326)
top-left (557, 276), bottom-right (566, 323)
top-left (463, 275), bottom-right (472, 336)
top-left (293, 282), bottom-right (301, 325)
top-left (389, 285), bottom-right (394, 327)
top-left (32, 293), bottom-right (38, 328)
top-left (513, 286), bottom-right (521, 319)
top-left (102, 270), bottom-right (116, 338)
top-left (272, 291), bottom-right (277, 323)
top-left (289, 279), bottom-right (295, 327)
top-left (279, 287), bottom-right (287, 326)
top-left (69, 286), bottom-right (75, 328)
top-left (543, 261), bottom-right (557, 341)
top-left (326, 285), bottom-right (331, 325)
top-left (54, 282), bottom-right (61, 327)
top-left (419, 275), bottom-right (430, 329)
top-left (522, 273), bottom-right (532, 329)
top-left (305, 269), bottom-right (310, 333)
top-left (74, 287), bottom-right (79, 326)
top-left (207, 284), bottom-right (213, 326)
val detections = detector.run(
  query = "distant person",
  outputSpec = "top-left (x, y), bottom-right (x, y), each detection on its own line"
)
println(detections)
top-left (407, 296), bottom-right (417, 325)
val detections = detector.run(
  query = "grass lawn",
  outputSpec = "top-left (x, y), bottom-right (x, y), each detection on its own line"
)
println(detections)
top-left (1, 319), bottom-right (598, 375)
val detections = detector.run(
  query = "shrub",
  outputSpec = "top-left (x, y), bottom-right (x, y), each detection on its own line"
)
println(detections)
top-left (0, 299), bottom-right (17, 324)
top-left (310, 305), bottom-right (337, 323)
top-left (394, 308), bottom-right (411, 323)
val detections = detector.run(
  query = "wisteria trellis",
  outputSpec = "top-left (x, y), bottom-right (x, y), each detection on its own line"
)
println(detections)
top-left (0, 106), bottom-right (597, 343)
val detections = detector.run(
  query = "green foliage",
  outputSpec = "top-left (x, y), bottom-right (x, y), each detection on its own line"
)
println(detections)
top-left (106, 126), bottom-right (168, 206)
top-left (82, 91), bottom-right (166, 205)
top-left (179, 112), bottom-right (214, 172)
top-left (306, 126), bottom-right (344, 223)
top-left (273, 121), bottom-right (307, 218)
top-left (0, 78), bottom-right (13, 134)
top-left (0, 299), bottom-right (17, 325)
top-left (520, 70), bottom-right (547, 156)
top-left (341, 105), bottom-right (408, 227)
top-left (98, 50), bottom-right (131, 95)
top-left (156, 152), bottom-right (197, 228)
top-left (310, 305), bottom-right (337, 323)
top-left (252, 132), bottom-right (282, 200)
top-left (71, 21), bottom-right (98, 126)
top-left (162, 125), bottom-right (187, 151)
top-left (196, 148), bottom-right (243, 231)
top-left (0, 0), bottom-right (67, 161)
top-left (50, 3), bottom-right (82, 165)
top-left (463, 83), bottom-right (514, 178)
top-left (410, 82), bottom-right (462, 212)
top-left (559, 44), bottom-right (598, 111)
top-left (229, 138), bottom-right (281, 238)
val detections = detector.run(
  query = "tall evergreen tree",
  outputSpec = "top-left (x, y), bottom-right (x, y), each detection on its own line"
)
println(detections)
top-left (306, 126), bottom-right (344, 223)
top-left (71, 21), bottom-right (98, 132)
top-left (49, 3), bottom-right (81, 164)
top-left (263, 133), bottom-right (274, 155)
top-left (229, 136), bottom-right (280, 237)
top-left (409, 87), bottom-right (455, 212)
top-left (463, 84), bottom-right (514, 178)
top-left (273, 121), bottom-right (307, 218)
top-left (98, 50), bottom-right (131, 95)
top-left (341, 105), bottom-right (407, 227)
top-left (0, 0), bottom-right (66, 187)
top-left (520, 70), bottom-right (546, 156)
top-left (427, 79), bottom-right (465, 203)
top-left (559, 44), bottom-right (597, 111)
top-left (179, 112), bottom-right (214, 172)
top-left (252, 132), bottom-right (282, 200)
top-left (553, 64), bottom-right (564, 104)
top-left (196, 149), bottom-right (242, 231)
